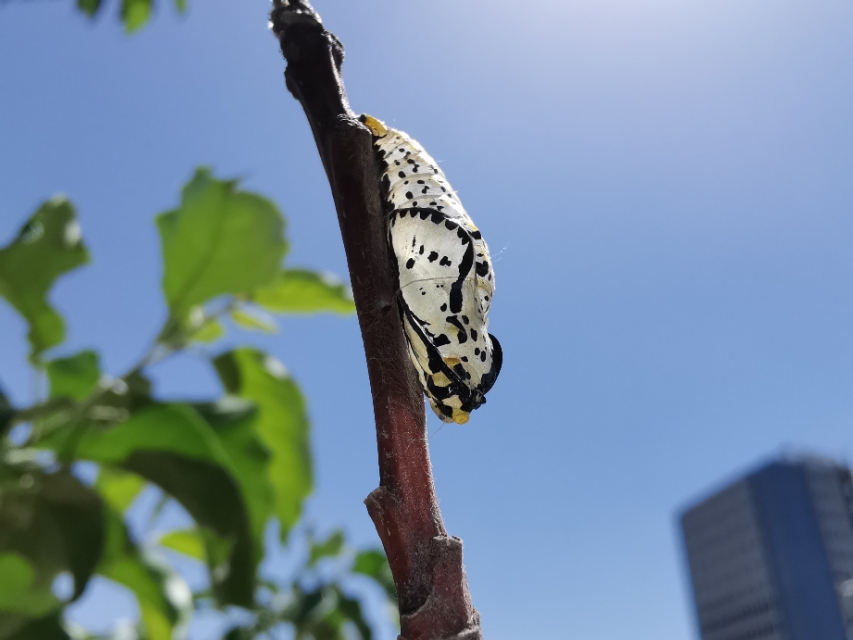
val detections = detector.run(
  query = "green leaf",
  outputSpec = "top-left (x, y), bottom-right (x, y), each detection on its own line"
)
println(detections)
top-left (66, 404), bottom-right (256, 607)
top-left (191, 399), bottom-right (274, 562)
top-left (121, 0), bottom-right (152, 34)
top-left (230, 307), bottom-right (277, 333)
top-left (157, 168), bottom-right (287, 320)
top-left (95, 467), bottom-right (145, 513)
top-left (222, 628), bottom-right (245, 640)
top-left (33, 371), bottom-right (152, 453)
top-left (174, 0), bottom-right (187, 13)
top-left (158, 529), bottom-right (205, 561)
top-left (0, 389), bottom-right (13, 439)
top-left (192, 320), bottom-right (225, 343)
top-left (158, 526), bottom-right (232, 575)
top-left (0, 554), bottom-right (35, 604)
top-left (0, 198), bottom-right (90, 360)
top-left (285, 586), bottom-right (329, 629)
top-left (102, 370), bottom-right (153, 417)
top-left (99, 507), bottom-right (192, 640)
top-left (213, 349), bottom-right (312, 539)
top-left (58, 403), bottom-right (231, 463)
top-left (308, 530), bottom-right (344, 567)
top-left (0, 469), bottom-right (104, 601)
top-left (178, 306), bottom-right (225, 344)
top-left (352, 550), bottom-right (396, 601)
top-left (76, 0), bottom-right (103, 18)
top-left (335, 588), bottom-right (372, 640)
top-left (125, 449), bottom-right (254, 609)
top-left (0, 553), bottom-right (53, 626)
top-left (284, 586), bottom-right (353, 640)
top-left (185, 308), bottom-right (225, 343)
top-left (254, 269), bottom-right (355, 315)
top-left (46, 351), bottom-right (100, 402)
top-left (0, 469), bottom-right (104, 638)
top-left (5, 611), bottom-right (70, 640)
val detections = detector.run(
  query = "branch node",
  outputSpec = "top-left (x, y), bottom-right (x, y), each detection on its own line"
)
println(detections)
top-left (399, 536), bottom-right (482, 640)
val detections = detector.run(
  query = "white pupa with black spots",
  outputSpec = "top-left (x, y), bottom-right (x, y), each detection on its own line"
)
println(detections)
top-left (362, 114), bottom-right (502, 424)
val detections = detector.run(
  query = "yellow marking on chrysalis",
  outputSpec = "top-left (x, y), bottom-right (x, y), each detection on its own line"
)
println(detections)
top-left (431, 371), bottom-right (451, 386)
top-left (361, 114), bottom-right (388, 137)
top-left (452, 410), bottom-right (470, 424)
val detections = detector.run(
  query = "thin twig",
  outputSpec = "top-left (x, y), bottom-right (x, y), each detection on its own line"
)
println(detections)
top-left (17, 298), bottom-right (241, 455)
top-left (269, 3), bottom-right (482, 638)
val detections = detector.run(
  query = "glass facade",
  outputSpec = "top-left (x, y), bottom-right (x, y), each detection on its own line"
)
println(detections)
top-left (680, 456), bottom-right (853, 640)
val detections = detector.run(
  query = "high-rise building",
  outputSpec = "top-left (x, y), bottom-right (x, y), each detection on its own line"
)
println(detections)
top-left (679, 455), bottom-right (853, 640)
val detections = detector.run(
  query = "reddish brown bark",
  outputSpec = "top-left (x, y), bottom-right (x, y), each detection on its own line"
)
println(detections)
top-left (269, 2), bottom-right (482, 639)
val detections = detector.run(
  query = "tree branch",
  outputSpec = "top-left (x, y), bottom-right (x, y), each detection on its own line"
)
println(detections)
top-left (269, 2), bottom-right (482, 638)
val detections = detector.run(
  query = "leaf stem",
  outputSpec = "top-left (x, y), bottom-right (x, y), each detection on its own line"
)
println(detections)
top-left (14, 297), bottom-right (243, 455)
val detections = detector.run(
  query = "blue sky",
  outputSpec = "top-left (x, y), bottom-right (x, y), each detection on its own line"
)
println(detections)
top-left (2, 0), bottom-right (853, 637)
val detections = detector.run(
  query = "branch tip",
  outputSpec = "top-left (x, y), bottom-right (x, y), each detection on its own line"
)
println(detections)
top-left (270, 0), bottom-right (322, 39)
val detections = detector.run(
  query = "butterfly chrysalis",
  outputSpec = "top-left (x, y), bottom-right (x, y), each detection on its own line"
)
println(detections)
top-left (363, 114), bottom-right (502, 424)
